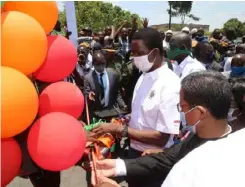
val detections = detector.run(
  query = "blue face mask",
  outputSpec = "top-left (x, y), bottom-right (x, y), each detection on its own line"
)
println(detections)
top-left (180, 106), bottom-right (200, 133)
top-left (231, 66), bottom-right (245, 76)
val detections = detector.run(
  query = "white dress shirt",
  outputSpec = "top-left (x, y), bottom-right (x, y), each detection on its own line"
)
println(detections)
top-left (162, 127), bottom-right (244, 187)
top-left (224, 57), bottom-right (233, 72)
top-left (163, 40), bottom-right (170, 49)
top-left (95, 70), bottom-right (110, 107)
top-left (129, 64), bottom-right (181, 152)
top-left (173, 56), bottom-right (205, 127)
top-left (173, 56), bottom-right (206, 79)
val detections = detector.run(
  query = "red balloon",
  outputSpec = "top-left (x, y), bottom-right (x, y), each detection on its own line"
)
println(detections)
top-left (38, 82), bottom-right (84, 118)
top-left (33, 35), bottom-right (77, 82)
top-left (27, 112), bottom-right (86, 171)
top-left (1, 138), bottom-right (22, 186)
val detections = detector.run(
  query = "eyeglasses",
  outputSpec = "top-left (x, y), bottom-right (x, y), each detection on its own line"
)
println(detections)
top-left (178, 103), bottom-right (198, 114)
top-left (177, 103), bottom-right (182, 112)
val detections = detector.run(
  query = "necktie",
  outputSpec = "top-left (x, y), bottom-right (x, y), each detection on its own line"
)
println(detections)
top-left (100, 73), bottom-right (105, 106)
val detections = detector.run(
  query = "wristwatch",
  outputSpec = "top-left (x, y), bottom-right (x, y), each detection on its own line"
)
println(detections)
top-left (121, 125), bottom-right (128, 138)
top-left (117, 125), bottom-right (128, 139)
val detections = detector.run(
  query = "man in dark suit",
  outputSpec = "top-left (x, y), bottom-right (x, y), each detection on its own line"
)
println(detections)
top-left (84, 51), bottom-right (127, 120)
top-left (194, 42), bottom-right (224, 72)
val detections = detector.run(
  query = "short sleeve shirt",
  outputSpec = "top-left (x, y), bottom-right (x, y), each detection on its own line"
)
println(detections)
top-left (129, 64), bottom-right (181, 151)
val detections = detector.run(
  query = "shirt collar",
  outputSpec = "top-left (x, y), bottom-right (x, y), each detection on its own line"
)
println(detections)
top-left (95, 69), bottom-right (106, 76)
top-left (143, 63), bottom-right (167, 81)
top-left (179, 56), bottom-right (193, 69)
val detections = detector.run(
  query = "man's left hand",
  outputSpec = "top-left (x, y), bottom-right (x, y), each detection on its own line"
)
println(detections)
top-left (92, 123), bottom-right (120, 137)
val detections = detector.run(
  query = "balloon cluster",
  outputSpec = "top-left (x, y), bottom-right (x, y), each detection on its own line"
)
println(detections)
top-left (1, 2), bottom-right (86, 186)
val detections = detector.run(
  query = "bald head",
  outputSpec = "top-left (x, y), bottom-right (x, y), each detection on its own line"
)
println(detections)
top-left (236, 44), bottom-right (245, 54)
top-left (231, 54), bottom-right (245, 67)
top-left (93, 51), bottom-right (106, 73)
top-left (167, 33), bottom-right (192, 62)
top-left (169, 33), bottom-right (192, 51)
top-left (195, 42), bottom-right (214, 64)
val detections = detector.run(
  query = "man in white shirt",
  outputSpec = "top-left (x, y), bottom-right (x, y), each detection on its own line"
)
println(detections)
top-left (181, 27), bottom-right (190, 35)
top-left (162, 128), bottom-right (245, 187)
top-left (92, 28), bottom-right (180, 185)
top-left (167, 33), bottom-right (206, 79)
top-left (163, 30), bottom-right (173, 49)
top-left (92, 27), bottom-right (180, 187)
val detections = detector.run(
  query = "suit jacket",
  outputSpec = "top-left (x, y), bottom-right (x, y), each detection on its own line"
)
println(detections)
top-left (123, 133), bottom-right (216, 185)
top-left (209, 61), bottom-right (224, 72)
top-left (84, 68), bottom-right (126, 112)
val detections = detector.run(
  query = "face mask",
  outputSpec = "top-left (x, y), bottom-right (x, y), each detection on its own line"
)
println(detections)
top-left (227, 108), bottom-right (238, 122)
top-left (133, 50), bottom-right (155, 72)
top-left (167, 48), bottom-right (191, 60)
top-left (231, 67), bottom-right (245, 76)
top-left (180, 106), bottom-right (200, 134)
top-left (94, 64), bottom-right (105, 73)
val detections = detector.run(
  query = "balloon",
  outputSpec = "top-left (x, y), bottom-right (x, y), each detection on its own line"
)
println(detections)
top-left (1, 67), bottom-right (39, 138)
top-left (27, 112), bottom-right (86, 171)
top-left (33, 35), bottom-right (77, 82)
top-left (1, 11), bottom-right (47, 75)
top-left (4, 1), bottom-right (58, 34)
top-left (1, 138), bottom-right (22, 186)
top-left (39, 82), bottom-right (85, 118)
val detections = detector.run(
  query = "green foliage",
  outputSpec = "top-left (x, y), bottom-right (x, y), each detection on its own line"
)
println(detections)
top-left (223, 18), bottom-right (245, 37)
top-left (168, 1), bottom-right (200, 24)
top-left (59, 1), bottom-right (142, 32)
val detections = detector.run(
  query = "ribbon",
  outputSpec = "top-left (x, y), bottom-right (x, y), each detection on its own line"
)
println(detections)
top-left (84, 118), bottom-right (105, 131)
top-left (81, 117), bottom-right (123, 171)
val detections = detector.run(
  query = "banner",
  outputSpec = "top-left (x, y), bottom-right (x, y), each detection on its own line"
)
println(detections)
top-left (64, 1), bottom-right (78, 48)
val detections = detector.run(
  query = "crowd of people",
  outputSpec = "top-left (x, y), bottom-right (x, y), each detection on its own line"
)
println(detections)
top-left (19, 17), bottom-right (245, 187)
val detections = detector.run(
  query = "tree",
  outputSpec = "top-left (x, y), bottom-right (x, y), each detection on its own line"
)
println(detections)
top-left (59, 1), bottom-right (142, 32)
top-left (223, 18), bottom-right (245, 37)
top-left (168, 1), bottom-right (200, 25)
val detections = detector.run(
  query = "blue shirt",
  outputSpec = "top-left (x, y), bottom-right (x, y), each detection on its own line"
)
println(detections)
top-left (95, 70), bottom-right (110, 107)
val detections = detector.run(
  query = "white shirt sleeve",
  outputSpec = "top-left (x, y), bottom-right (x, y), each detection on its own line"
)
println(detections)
top-left (115, 158), bottom-right (127, 177)
top-left (155, 90), bottom-right (180, 135)
top-left (224, 57), bottom-right (232, 72)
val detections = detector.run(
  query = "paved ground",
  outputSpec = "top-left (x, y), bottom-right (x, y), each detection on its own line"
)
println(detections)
top-left (7, 166), bottom-right (127, 187)
top-left (7, 166), bottom-right (88, 187)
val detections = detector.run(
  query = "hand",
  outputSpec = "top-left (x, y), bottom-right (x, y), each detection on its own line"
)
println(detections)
top-left (141, 148), bottom-right (163, 156)
top-left (92, 123), bottom-right (120, 137)
top-left (86, 131), bottom-right (97, 142)
top-left (89, 91), bottom-right (96, 101)
top-left (143, 18), bottom-right (149, 28)
top-left (91, 158), bottom-right (119, 186)
top-left (92, 159), bottom-right (117, 178)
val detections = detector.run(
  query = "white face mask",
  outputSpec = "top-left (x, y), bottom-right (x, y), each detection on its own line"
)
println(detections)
top-left (133, 51), bottom-right (155, 72)
top-left (227, 108), bottom-right (238, 122)
top-left (180, 106), bottom-right (200, 134)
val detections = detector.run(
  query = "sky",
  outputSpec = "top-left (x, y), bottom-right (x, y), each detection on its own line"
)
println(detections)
top-left (58, 1), bottom-right (245, 31)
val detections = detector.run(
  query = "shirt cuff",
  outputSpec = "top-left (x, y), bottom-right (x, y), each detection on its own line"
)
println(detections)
top-left (115, 158), bottom-right (127, 177)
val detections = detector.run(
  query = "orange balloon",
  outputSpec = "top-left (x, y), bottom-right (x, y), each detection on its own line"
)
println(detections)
top-left (4, 1), bottom-right (58, 34)
top-left (1, 11), bottom-right (47, 75)
top-left (1, 66), bottom-right (39, 138)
